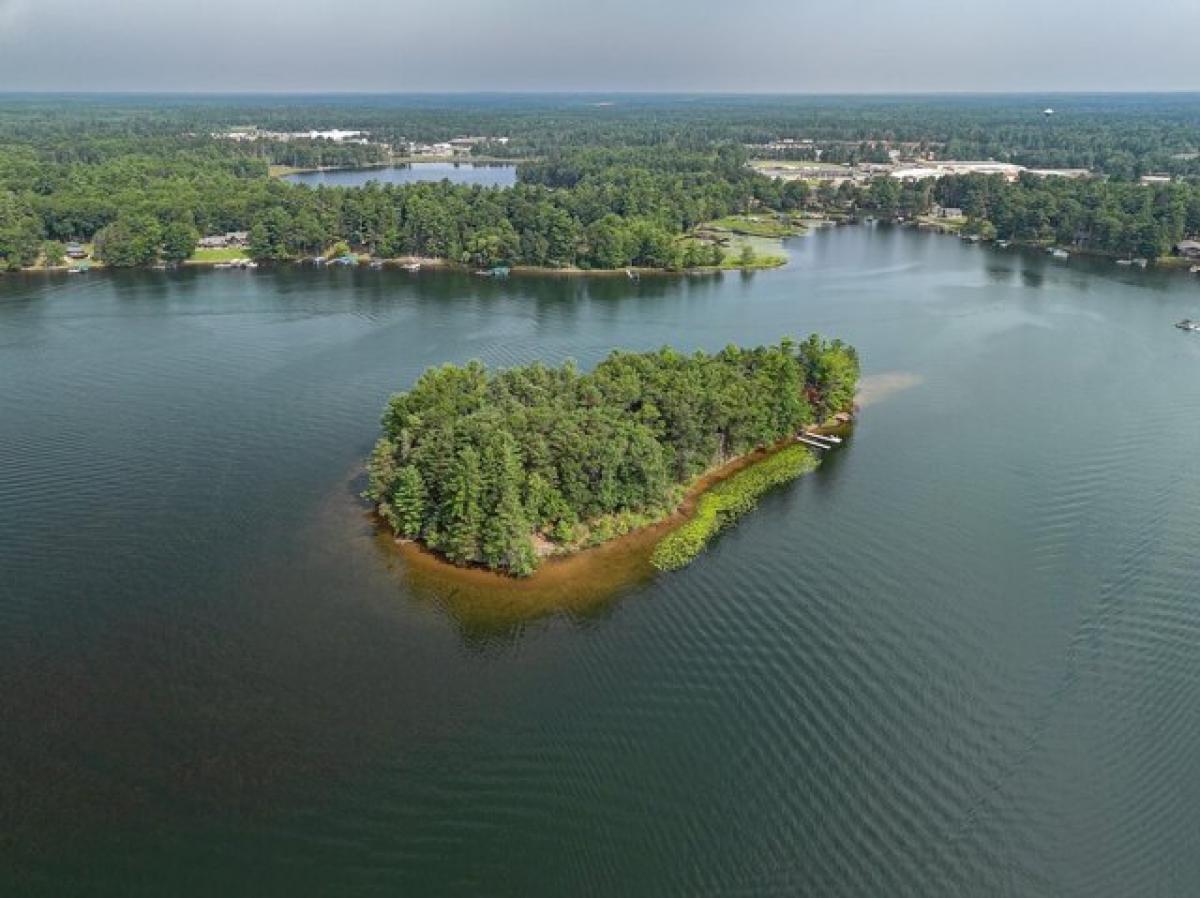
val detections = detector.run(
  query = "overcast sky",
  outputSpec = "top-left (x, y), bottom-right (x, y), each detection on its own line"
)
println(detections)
top-left (1, 0), bottom-right (1197, 92)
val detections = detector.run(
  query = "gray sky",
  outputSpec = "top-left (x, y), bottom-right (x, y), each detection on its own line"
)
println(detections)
top-left (1, 0), bottom-right (1197, 92)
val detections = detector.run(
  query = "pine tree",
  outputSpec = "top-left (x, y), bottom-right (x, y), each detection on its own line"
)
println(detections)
top-left (390, 465), bottom-right (427, 539)
top-left (443, 447), bottom-right (483, 564)
top-left (480, 435), bottom-right (535, 574)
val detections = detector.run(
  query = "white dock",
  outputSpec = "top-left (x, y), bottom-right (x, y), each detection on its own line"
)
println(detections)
top-left (804, 432), bottom-right (842, 445)
top-left (796, 436), bottom-right (832, 450)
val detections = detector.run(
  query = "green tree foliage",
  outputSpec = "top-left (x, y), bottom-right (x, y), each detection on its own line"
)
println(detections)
top-left (932, 174), bottom-right (1200, 260)
top-left (94, 216), bottom-right (162, 267)
top-left (0, 190), bottom-right (42, 270)
top-left (390, 465), bottom-right (427, 539)
top-left (365, 338), bottom-right (859, 576)
top-left (4, 95), bottom-right (1199, 272)
top-left (160, 221), bottom-right (198, 263)
top-left (41, 239), bottom-right (65, 268)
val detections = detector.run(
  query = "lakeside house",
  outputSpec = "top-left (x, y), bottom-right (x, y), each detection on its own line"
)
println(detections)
top-left (198, 231), bottom-right (250, 250)
top-left (1140, 174), bottom-right (1173, 185)
top-left (931, 205), bottom-right (965, 220)
top-left (1175, 240), bottom-right (1200, 259)
top-left (66, 242), bottom-right (88, 259)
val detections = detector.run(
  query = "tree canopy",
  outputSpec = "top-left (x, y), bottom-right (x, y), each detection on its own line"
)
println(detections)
top-left (366, 338), bottom-right (860, 576)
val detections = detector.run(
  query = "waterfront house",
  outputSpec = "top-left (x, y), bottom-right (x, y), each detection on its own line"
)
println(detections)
top-left (932, 205), bottom-right (964, 219)
top-left (1175, 240), bottom-right (1200, 259)
top-left (66, 242), bottom-right (88, 259)
top-left (198, 231), bottom-right (250, 250)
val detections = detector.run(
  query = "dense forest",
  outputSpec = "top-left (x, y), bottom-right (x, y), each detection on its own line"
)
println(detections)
top-left (1, 94), bottom-right (1199, 270)
top-left (3, 93), bottom-right (1199, 175)
top-left (365, 337), bottom-right (860, 575)
top-left (0, 141), bottom-right (762, 270)
top-left (930, 174), bottom-right (1200, 259)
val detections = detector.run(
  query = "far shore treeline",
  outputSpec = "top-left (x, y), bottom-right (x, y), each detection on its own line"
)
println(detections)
top-left (365, 337), bottom-right (859, 576)
top-left (3, 96), bottom-right (1200, 272)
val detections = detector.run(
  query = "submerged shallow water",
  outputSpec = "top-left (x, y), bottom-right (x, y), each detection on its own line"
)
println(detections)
top-left (3, 226), bottom-right (1200, 896)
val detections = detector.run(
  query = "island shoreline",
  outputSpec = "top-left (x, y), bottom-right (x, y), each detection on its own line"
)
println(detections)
top-left (381, 420), bottom-right (849, 593)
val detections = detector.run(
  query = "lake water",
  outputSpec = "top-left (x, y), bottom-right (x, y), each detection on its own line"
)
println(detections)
top-left (283, 161), bottom-right (518, 188)
top-left (3, 226), bottom-right (1200, 896)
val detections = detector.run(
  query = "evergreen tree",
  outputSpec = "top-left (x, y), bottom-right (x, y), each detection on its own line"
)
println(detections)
top-left (443, 447), bottom-right (483, 565)
top-left (390, 465), bottom-right (427, 539)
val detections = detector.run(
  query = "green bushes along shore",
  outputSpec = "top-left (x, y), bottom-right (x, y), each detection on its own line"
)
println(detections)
top-left (650, 445), bottom-right (821, 571)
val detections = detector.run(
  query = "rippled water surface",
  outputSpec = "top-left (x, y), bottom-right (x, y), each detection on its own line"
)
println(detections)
top-left (3, 226), bottom-right (1200, 896)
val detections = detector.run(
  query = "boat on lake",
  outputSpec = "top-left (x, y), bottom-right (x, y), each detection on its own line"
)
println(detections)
top-left (1050, 248), bottom-right (1070, 259)
top-left (402, 262), bottom-right (421, 272)
top-left (1175, 319), bottom-right (1200, 331)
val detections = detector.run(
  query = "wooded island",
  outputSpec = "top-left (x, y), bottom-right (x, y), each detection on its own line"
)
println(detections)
top-left (366, 337), bottom-right (859, 576)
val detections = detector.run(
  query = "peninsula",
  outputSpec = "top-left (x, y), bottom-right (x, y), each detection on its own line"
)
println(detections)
top-left (365, 337), bottom-right (859, 576)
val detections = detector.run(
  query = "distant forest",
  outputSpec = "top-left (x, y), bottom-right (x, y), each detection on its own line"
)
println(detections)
top-left (1, 94), bottom-right (1199, 270)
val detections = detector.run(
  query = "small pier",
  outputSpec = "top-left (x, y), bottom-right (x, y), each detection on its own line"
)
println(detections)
top-left (796, 435), bottom-right (832, 450)
top-left (795, 430), bottom-right (846, 451)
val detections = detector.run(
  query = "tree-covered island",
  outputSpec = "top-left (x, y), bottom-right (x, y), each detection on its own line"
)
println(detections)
top-left (365, 337), bottom-right (860, 576)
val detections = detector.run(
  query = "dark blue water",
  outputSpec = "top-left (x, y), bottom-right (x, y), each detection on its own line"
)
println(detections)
top-left (284, 161), bottom-right (517, 188)
top-left (2, 225), bottom-right (1200, 896)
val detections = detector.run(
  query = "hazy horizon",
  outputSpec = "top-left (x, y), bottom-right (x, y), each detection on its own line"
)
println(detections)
top-left (1, 0), bottom-right (1197, 93)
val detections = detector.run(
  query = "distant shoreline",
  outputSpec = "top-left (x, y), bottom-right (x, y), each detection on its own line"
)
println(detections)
top-left (17, 253), bottom-right (787, 278)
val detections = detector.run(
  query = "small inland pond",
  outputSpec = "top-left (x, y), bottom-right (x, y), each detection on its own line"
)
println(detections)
top-left (3, 224), bottom-right (1200, 896)
top-left (283, 161), bottom-right (519, 188)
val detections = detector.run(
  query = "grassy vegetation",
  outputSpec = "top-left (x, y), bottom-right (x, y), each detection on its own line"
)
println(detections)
top-left (719, 254), bottom-right (787, 270)
top-left (915, 215), bottom-right (967, 234)
top-left (650, 445), bottom-right (820, 571)
top-left (188, 246), bottom-right (250, 263)
top-left (703, 214), bottom-right (804, 238)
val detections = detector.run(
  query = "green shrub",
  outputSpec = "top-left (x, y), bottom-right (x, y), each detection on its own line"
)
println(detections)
top-left (651, 446), bottom-right (819, 571)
